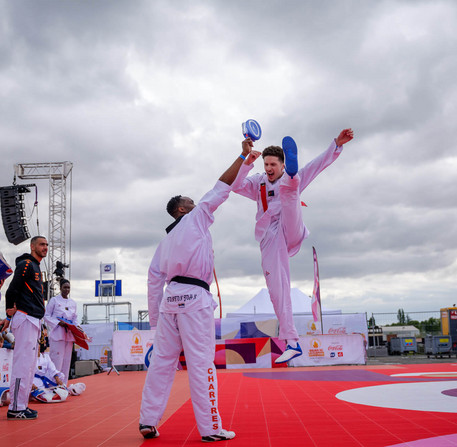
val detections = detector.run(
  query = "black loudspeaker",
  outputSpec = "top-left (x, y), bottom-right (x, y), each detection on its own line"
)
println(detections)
top-left (0, 185), bottom-right (31, 245)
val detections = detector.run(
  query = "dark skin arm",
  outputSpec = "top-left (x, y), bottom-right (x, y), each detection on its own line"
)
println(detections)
top-left (219, 138), bottom-right (253, 186)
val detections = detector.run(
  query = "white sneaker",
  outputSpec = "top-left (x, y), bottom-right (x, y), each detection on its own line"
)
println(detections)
top-left (275, 343), bottom-right (303, 364)
top-left (201, 428), bottom-right (236, 442)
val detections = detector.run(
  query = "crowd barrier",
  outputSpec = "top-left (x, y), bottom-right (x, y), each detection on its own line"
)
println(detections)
top-left (0, 348), bottom-right (13, 387)
top-left (109, 331), bottom-right (366, 369)
top-left (0, 314), bottom-right (368, 379)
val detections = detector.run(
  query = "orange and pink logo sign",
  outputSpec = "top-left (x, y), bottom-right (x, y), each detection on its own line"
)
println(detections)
top-left (130, 332), bottom-right (143, 355)
top-left (308, 338), bottom-right (324, 357)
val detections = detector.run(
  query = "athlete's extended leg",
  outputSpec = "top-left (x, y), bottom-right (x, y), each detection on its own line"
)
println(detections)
top-left (280, 173), bottom-right (306, 255)
top-left (260, 231), bottom-right (299, 343)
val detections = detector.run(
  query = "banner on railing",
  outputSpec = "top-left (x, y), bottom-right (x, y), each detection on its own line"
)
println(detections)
top-left (112, 330), bottom-right (155, 366)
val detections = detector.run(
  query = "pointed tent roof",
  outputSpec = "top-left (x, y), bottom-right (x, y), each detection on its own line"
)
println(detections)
top-left (226, 288), bottom-right (341, 318)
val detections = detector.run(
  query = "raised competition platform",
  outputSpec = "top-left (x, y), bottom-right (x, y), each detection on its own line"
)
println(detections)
top-left (1, 362), bottom-right (457, 446)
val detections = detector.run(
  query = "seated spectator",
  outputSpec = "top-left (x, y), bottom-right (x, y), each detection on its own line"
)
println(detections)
top-left (31, 331), bottom-right (85, 403)
top-left (1, 331), bottom-right (14, 350)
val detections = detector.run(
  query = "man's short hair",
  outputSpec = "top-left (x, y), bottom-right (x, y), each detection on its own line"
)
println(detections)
top-left (31, 236), bottom-right (46, 245)
top-left (262, 146), bottom-right (284, 163)
top-left (166, 195), bottom-right (182, 218)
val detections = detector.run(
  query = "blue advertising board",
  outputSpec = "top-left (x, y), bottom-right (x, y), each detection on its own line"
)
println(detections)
top-left (95, 280), bottom-right (122, 297)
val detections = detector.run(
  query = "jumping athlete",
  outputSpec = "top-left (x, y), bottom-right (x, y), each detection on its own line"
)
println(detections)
top-left (45, 279), bottom-right (78, 385)
top-left (139, 138), bottom-right (260, 442)
top-left (232, 129), bottom-right (354, 364)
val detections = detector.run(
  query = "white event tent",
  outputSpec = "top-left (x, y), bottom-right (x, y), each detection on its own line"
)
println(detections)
top-left (226, 288), bottom-right (342, 318)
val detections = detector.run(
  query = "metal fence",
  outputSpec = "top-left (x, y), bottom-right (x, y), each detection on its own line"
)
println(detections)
top-left (368, 311), bottom-right (441, 335)
top-left (366, 310), bottom-right (443, 356)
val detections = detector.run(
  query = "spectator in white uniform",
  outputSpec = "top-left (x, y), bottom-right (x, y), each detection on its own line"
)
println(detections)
top-left (45, 279), bottom-right (78, 385)
top-left (139, 138), bottom-right (259, 442)
top-left (31, 330), bottom-right (85, 402)
top-left (32, 345), bottom-right (66, 398)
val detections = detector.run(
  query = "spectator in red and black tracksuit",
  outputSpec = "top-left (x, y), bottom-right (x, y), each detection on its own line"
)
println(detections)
top-left (3, 236), bottom-right (48, 420)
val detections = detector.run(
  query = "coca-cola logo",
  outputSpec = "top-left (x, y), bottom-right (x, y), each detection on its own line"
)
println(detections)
top-left (328, 327), bottom-right (347, 335)
top-left (328, 345), bottom-right (343, 351)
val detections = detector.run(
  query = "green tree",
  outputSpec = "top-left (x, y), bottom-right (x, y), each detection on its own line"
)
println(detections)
top-left (422, 317), bottom-right (441, 334)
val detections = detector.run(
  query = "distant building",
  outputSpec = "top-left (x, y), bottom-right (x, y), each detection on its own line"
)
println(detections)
top-left (381, 325), bottom-right (420, 342)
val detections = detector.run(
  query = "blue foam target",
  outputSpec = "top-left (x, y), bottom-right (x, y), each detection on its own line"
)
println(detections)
top-left (144, 344), bottom-right (154, 368)
top-left (242, 119), bottom-right (262, 141)
top-left (0, 256), bottom-right (13, 281)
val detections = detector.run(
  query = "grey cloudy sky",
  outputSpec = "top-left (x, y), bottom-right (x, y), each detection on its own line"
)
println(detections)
top-left (1, 0), bottom-right (456, 323)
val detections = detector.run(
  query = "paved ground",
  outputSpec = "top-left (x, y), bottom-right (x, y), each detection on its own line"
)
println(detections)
top-left (367, 353), bottom-right (457, 365)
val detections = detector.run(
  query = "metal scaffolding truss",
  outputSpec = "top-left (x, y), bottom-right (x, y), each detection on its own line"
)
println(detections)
top-left (14, 162), bottom-right (73, 298)
top-left (82, 301), bottom-right (132, 325)
top-left (80, 262), bottom-right (132, 324)
top-left (138, 310), bottom-right (149, 326)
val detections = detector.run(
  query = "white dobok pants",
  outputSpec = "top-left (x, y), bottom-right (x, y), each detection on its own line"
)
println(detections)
top-left (49, 339), bottom-right (73, 385)
top-left (140, 306), bottom-right (222, 436)
top-left (261, 174), bottom-right (304, 342)
top-left (9, 316), bottom-right (40, 411)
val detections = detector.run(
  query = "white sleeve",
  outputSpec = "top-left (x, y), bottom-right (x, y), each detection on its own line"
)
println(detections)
top-left (147, 244), bottom-right (166, 328)
top-left (45, 354), bottom-right (64, 383)
top-left (231, 164), bottom-right (258, 201)
top-left (44, 297), bottom-right (59, 331)
top-left (192, 180), bottom-right (231, 234)
top-left (299, 139), bottom-right (343, 192)
top-left (198, 180), bottom-right (231, 215)
top-left (71, 299), bottom-right (78, 326)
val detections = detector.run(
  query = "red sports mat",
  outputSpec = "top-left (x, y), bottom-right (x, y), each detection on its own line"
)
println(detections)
top-left (1, 364), bottom-right (457, 446)
top-left (158, 366), bottom-right (457, 446)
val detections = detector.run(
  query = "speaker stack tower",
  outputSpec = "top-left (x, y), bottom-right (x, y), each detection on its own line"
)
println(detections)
top-left (0, 185), bottom-right (32, 245)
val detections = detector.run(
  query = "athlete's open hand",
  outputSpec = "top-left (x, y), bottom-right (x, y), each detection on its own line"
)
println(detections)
top-left (335, 128), bottom-right (354, 147)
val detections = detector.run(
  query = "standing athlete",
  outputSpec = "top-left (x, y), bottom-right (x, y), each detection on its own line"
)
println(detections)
top-left (139, 138), bottom-right (260, 442)
top-left (4, 236), bottom-right (48, 419)
top-left (45, 279), bottom-right (78, 385)
top-left (232, 129), bottom-right (354, 363)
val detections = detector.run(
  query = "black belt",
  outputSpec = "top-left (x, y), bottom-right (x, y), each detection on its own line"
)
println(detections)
top-left (170, 276), bottom-right (210, 291)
